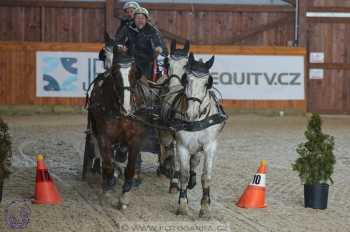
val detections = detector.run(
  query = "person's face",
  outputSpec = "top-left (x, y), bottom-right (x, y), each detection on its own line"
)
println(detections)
top-left (134, 14), bottom-right (147, 29)
top-left (125, 7), bottom-right (135, 18)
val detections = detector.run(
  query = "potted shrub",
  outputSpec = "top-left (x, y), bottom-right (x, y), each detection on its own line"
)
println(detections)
top-left (292, 113), bottom-right (335, 209)
top-left (0, 118), bottom-right (12, 202)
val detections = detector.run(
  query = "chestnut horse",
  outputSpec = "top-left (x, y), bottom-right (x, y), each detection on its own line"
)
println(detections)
top-left (82, 33), bottom-right (143, 209)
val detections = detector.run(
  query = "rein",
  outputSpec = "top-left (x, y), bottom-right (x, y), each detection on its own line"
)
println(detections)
top-left (145, 74), bottom-right (182, 89)
top-left (85, 67), bottom-right (128, 114)
top-left (186, 97), bottom-right (202, 104)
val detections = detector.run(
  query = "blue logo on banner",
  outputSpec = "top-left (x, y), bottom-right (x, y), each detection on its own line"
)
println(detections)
top-left (41, 57), bottom-right (78, 92)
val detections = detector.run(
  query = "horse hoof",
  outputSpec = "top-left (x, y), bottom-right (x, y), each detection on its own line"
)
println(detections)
top-left (169, 183), bottom-right (179, 194)
top-left (176, 207), bottom-right (188, 216)
top-left (122, 179), bottom-right (134, 193)
top-left (118, 201), bottom-right (128, 210)
top-left (120, 203), bottom-right (128, 210)
top-left (176, 199), bottom-right (188, 215)
top-left (103, 190), bottom-right (114, 199)
top-left (102, 175), bottom-right (117, 192)
top-left (119, 193), bottom-right (129, 210)
top-left (199, 202), bottom-right (211, 219)
top-left (199, 208), bottom-right (211, 219)
top-left (133, 177), bottom-right (142, 188)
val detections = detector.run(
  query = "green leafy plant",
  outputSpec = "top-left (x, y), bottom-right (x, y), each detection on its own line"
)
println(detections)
top-left (0, 118), bottom-right (11, 179)
top-left (292, 113), bottom-right (335, 184)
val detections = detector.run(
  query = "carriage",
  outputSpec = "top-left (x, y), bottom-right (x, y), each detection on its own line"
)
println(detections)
top-left (81, 33), bottom-right (227, 217)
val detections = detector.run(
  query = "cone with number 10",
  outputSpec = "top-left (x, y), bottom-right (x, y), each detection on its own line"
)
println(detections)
top-left (237, 160), bottom-right (267, 208)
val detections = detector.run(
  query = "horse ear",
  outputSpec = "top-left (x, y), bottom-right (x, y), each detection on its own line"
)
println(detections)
top-left (170, 40), bottom-right (176, 55)
top-left (188, 52), bottom-right (195, 64)
top-left (206, 56), bottom-right (215, 69)
top-left (183, 40), bottom-right (190, 53)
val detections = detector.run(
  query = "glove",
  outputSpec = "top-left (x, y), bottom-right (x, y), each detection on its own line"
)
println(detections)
top-left (154, 47), bottom-right (163, 58)
top-left (117, 44), bottom-right (128, 53)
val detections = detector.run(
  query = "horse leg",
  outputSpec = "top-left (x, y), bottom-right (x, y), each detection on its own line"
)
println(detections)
top-left (199, 141), bottom-right (217, 218)
top-left (158, 131), bottom-right (175, 178)
top-left (133, 152), bottom-right (142, 187)
top-left (158, 142), bottom-right (174, 178)
top-left (176, 143), bottom-right (190, 215)
top-left (187, 154), bottom-right (200, 190)
top-left (91, 134), bottom-right (102, 174)
top-left (82, 131), bottom-right (94, 180)
top-left (98, 136), bottom-right (116, 193)
top-left (169, 141), bottom-right (180, 193)
top-left (119, 143), bottom-right (139, 210)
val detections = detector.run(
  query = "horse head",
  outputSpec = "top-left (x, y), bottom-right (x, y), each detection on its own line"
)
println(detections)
top-left (98, 32), bottom-right (116, 70)
top-left (98, 32), bottom-right (135, 114)
top-left (168, 40), bottom-right (190, 89)
top-left (182, 52), bottom-right (215, 120)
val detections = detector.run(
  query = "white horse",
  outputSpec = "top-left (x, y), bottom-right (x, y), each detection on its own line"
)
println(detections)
top-left (158, 40), bottom-right (189, 191)
top-left (171, 53), bottom-right (226, 218)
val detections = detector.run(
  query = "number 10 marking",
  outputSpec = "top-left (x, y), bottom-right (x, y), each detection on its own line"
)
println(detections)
top-left (252, 174), bottom-right (261, 185)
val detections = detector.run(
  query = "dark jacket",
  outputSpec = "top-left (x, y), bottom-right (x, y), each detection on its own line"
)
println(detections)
top-left (115, 22), bottom-right (168, 78)
top-left (115, 16), bottom-right (133, 38)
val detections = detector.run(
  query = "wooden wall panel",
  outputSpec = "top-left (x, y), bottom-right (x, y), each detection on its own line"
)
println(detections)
top-left (24, 7), bottom-right (41, 41)
top-left (81, 8), bottom-right (106, 42)
top-left (0, 42), bottom-right (102, 106)
top-left (0, 1), bottom-right (295, 46)
top-left (0, 7), bottom-right (25, 41)
top-left (115, 4), bottom-right (294, 46)
top-left (43, 7), bottom-right (105, 42)
top-left (0, 3), bottom-right (106, 43)
top-left (300, 0), bottom-right (350, 114)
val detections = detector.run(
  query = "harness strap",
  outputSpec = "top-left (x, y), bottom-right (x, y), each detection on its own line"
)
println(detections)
top-left (171, 113), bottom-right (226, 132)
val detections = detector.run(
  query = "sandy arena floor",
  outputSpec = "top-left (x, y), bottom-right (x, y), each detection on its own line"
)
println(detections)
top-left (1, 114), bottom-right (350, 232)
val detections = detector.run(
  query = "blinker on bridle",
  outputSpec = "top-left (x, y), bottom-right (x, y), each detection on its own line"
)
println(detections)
top-left (170, 54), bottom-right (187, 61)
top-left (187, 70), bottom-right (209, 78)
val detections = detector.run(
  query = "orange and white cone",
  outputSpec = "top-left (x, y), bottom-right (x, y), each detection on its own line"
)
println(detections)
top-left (237, 160), bottom-right (267, 208)
top-left (33, 154), bottom-right (63, 204)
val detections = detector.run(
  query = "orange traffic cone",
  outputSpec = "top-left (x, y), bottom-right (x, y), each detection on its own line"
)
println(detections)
top-left (237, 160), bottom-right (267, 208)
top-left (33, 154), bottom-right (63, 204)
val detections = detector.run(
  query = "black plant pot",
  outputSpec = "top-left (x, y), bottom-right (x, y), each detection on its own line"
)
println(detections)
top-left (304, 183), bottom-right (329, 209)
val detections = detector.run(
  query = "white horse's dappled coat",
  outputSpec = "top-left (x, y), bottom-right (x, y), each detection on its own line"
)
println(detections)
top-left (164, 52), bottom-right (226, 217)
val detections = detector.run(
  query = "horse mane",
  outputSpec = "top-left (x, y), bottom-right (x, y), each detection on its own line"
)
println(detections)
top-left (88, 64), bottom-right (125, 115)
